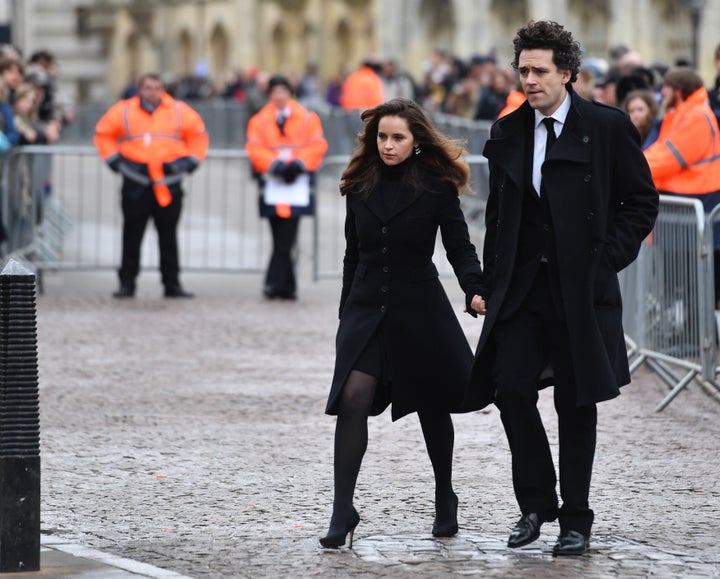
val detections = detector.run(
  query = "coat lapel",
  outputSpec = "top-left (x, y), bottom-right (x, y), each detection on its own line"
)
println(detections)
top-left (483, 103), bottom-right (533, 194)
top-left (545, 93), bottom-right (591, 165)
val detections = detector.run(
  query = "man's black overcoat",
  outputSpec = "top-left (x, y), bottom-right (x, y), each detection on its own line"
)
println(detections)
top-left (467, 92), bottom-right (659, 409)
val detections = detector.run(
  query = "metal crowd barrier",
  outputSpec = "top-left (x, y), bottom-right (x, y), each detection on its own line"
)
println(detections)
top-left (0, 146), bottom-right (488, 285)
top-left (621, 194), bottom-right (720, 410)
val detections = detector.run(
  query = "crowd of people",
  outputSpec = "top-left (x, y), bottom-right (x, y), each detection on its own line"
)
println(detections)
top-left (0, 45), bottom-right (73, 150)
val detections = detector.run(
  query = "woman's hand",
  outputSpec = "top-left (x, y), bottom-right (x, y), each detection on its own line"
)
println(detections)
top-left (465, 294), bottom-right (487, 315)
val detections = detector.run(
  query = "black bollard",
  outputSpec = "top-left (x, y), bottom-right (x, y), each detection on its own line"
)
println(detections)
top-left (0, 259), bottom-right (40, 572)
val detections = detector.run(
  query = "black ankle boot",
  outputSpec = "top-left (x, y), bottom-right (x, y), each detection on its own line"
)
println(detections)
top-left (319, 506), bottom-right (360, 549)
top-left (432, 491), bottom-right (458, 537)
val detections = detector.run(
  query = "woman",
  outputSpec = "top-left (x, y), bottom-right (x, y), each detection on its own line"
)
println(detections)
top-left (320, 97), bottom-right (486, 548)
top-left (622, 89), bottom-right (661, 150)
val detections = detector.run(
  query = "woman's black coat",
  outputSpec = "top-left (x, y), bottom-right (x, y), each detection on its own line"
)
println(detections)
top-left (326, 164), bottom-right (484, 421)
top-left (467, 93), bottom-right (658, 409)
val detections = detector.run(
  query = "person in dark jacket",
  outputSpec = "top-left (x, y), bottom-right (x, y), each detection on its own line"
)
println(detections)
top-left (466, 21), bottom-right (658, 556)
top-left (319, 97), bottom-right (486, 549)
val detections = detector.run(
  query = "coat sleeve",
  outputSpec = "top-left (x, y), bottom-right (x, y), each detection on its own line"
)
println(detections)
top-left (293, 111), bottom-right (328, 172)
top-left (339, 195), bottom-right (359, 319)
top-left (245, 115), bottom-right (277, 174)
top-left (607, 113), bottom-right (659, 271)
top-left (436, 184), bottom-right (485, 315)
top-left (93, 102), bottom-right (125, 161)
top-left (180, 103), bottom-right (209, 162)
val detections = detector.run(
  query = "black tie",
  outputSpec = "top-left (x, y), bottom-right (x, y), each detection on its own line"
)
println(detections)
top-left (277, 113), bottom-right (287, 135)
top-left (542, 117), bottom-right (556, 156)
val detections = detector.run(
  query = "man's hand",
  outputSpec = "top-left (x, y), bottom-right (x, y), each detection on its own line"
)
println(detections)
top-left (106, 155), bottom-right (121, 173)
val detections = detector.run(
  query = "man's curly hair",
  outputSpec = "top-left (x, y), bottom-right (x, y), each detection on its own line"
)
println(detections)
top-left (511, 20), bottom-right (582, 83)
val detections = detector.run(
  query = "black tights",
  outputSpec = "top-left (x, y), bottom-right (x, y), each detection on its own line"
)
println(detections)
top-left (330, 370), bottom-right (455, 519)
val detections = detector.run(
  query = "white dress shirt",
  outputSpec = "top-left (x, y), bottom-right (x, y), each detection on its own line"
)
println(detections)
top-left (532, 90), bottom-right (571, 195)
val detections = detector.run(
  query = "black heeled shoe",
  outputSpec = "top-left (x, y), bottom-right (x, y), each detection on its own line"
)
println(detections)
top-left (432, 492), bottom-right (459, 537)
top-left (319, 507), bottom-right (360, 549)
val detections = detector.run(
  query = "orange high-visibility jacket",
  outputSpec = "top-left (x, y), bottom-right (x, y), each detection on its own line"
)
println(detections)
top-left (498, 90), bottom-right (526, 119)
top-left (246, 99), bottom-right (328, 218)
top-left (94, 93), bottom-right (209, 206)
top-left (246, 99), bottom-right (328, 174)
top-left (339, 66), bottom-right (384, 111)
top-left (644, 87), bottom-right (720, 196)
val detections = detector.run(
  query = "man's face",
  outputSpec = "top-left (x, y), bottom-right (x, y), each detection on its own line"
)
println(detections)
top-left (138, 77), bottom-right (165, 106)
top-left (517, 48), bottom-right (571, 116)
top-left (269, 85), bottom-right (291, 110)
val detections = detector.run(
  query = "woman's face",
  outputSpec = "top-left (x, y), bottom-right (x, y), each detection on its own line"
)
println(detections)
top-left (626, 96), bottom-right (651, 130)
top-left (377, 115), bottom-right (416, 166)
top-left (15, 90), bottom-right (36, 115)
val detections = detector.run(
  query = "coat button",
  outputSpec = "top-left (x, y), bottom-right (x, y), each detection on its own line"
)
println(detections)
top-left (590, 247), bottom-right (598, 254)
top-left (584, 174), bottom-right (591, 182)
top-left (381, 247), bottom-right (388, 254)
top-left (582, 136), bottom-right (590, 143)
top-left (381, 226), bottom-right (388, 234)
top-left (382, 266), bottom-right (389, 273)
top-left (586, 212), bottom-right (595, 220)
top-left (543, 224), bottom-right (550, 231)
top-left (380, 305), bottom-right (386, 313)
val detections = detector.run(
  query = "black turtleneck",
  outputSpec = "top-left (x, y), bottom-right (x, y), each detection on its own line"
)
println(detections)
top-left (377, 155), bottom-right (416, 213)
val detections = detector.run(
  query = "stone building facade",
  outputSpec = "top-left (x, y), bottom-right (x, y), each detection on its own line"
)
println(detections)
top-left (2, 0), bottom-right (719, 103)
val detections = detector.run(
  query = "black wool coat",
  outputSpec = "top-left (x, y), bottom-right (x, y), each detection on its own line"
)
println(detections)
top-left (326, 163), bottom-right (485, 421)
top-left (467, 92), bottom-right (659, 409)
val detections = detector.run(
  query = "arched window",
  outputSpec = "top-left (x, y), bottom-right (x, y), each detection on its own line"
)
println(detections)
top-left (420, 0), bottom-right (455, 53)
top-left (178, 30), bottom-right (193, 76)
top-left (210, 24), bottom-right (229, 78)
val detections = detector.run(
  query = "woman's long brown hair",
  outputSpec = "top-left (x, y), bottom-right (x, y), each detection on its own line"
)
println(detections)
top-left (339, 97), bottom-right (472, 197)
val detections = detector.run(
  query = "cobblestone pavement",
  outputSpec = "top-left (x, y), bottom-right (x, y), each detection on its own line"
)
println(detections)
top-left (34, 269), bottom-right (720, 578)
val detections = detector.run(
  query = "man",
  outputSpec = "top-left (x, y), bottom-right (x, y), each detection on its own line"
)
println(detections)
top-left (94, 73), bottom-right (208, 298)
top-left (245, 75), bottom-right (328, 300)
top-left (466, 21), bottom-right (658, 555)
top-left (644, 67), bottom-right (720, 305)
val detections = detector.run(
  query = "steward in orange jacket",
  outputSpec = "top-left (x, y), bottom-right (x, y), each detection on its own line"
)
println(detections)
top-left (94, 80), bottom-right (208, 207)
top-left (645, 82), bottom-right (720, 200)
top-left (94, 73), bottom-right (208, 299)
top-left (245, 75), bottom-right (328, 300)
top-left (644, 67), bottom-right (720, 301)
top-left (339, 64), bottom-right (384, 111)
top-left (246, 79), bottom-right (328, 219)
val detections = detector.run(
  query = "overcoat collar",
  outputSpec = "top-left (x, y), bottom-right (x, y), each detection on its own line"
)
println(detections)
top-left (483, 90), bottom-right (592, 192)
top-left (364, 162), bottom-right (423, 222)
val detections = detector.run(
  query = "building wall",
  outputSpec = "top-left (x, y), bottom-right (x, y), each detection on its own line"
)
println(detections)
top-left (2, 0), bottom-right (718, 103)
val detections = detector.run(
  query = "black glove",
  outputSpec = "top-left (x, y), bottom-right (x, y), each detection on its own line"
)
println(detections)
top-left (106, 156), bottom-right (121, 173)
top-left (281, 159), bottom-right (305, 184)
top-left (269, 160), bottom-right (286, 178)
top-left (166, 156), bottom-right (199, 174)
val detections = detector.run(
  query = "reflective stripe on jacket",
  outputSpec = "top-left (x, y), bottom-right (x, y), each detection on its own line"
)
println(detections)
top-left (94, 93), bottom-right (209, 206)
top-left (644, 87), bottom-right (720, 195)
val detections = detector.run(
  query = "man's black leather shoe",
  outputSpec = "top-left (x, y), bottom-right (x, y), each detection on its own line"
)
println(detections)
top-left (552, 530), bottom-right (589, 556)
top-left (164, 285), bottom-right (194, 298)
top-left (507, 513), bottom-right (543, 548)
top-left (113, 284), bottom-right (135, 298)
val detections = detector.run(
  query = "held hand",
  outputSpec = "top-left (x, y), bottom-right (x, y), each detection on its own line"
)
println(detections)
top-left (465, 294), bottom-right (487, 315)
